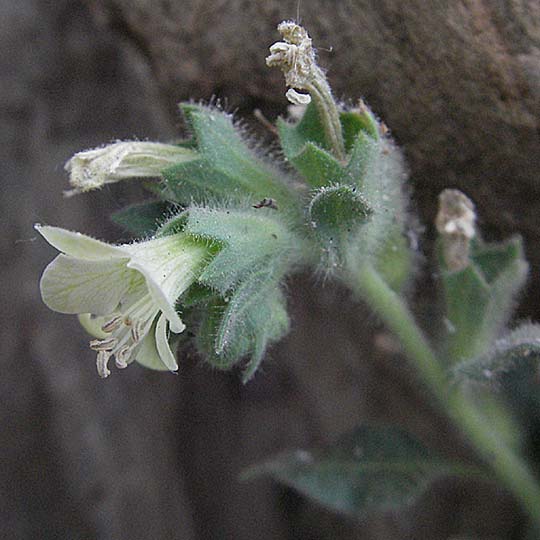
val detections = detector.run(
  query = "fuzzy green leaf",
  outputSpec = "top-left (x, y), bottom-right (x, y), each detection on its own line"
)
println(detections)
top-left (278, 102), bottom-right (330, 160)
top-left (309, 185), bottom-right (373, 267)
top-left (374, 230), bottom-right (414, 292)
top-left (452, 324), bottom-right (540, 452)
top-left (111, 201), bottom-right (175, 236)
top-left (196, 270), bottom-right (289, 381)
top-left (184, 204), bottom-right (299, 380)
top-left (163, 104), bottom-right (294, 208)
top-left (440, 236), bottom-right (528, 364)
top-left (185, 205), bottom-right (301, 294)
top-left (453, 323), bottom-right (540, 389)
top-left (162, 159), bottom-right (246, 202)
top-left (309, 185), bottom-right (372, 236)
top-left (340, 107), bottom-right (379, 152)
top-left (243, 425), bottom-right (482, 517)
top-left (289, 142), bottom-right (344, 188)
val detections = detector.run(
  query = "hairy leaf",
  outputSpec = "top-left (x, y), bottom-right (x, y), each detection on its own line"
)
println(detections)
top-left (111, 201), bottom-right (176, 236)
top-left (196, 270), bottom-right (289, 382)
top-left (453, 323), bottom-right (540, 389)
top-left (162, 104), bottom-right (295, 210)
top-left (440, 236), bottom-right (528, 364)
top-left (244, 425), bottom-right (482, 517)
top-left (185, 205), bottom-right (302, 294)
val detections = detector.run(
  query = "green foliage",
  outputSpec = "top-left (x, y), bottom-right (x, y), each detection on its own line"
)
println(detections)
top-left (112, 201), bottom-right (175, 236)
top-left (340, 106), bottom-right (380, 151)
top-left (452, 324), bottom-right (540, 455)
top-left (453, 323), bottom-right (540, 390)
top-left (308, 184), bottom-right (372, 267)
top-left (184, 205), bottom-right (302, 293)
top-left (173, 204), bottom-right (302, 380)
top-left (439, 236), bottom-right (528, 365)
top-left (244, 425), bottom-right (482, 517)
top-left (279, 101), bottom-right (409, 277)
top-left (196, 270), bottom-right (289, 382)
top-left (373, 231), bottom-right (414, 293)
top-left (278, 102), bottom-right (331, 159)
top-left (162, 103), bottom-right (296, 211)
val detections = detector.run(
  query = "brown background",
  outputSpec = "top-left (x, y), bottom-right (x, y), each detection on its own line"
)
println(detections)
top-left (2, 1), bottom-right (539, 538)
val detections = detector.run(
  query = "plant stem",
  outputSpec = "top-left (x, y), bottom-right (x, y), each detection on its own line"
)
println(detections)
top-left (348, 262), bottom-right (540, 528)
top-left (307, 76), bottom-right (346, 162)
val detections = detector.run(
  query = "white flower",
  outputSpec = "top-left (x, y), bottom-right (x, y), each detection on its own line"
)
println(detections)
top-left (64, 141), bottom-right (197, 196)
top-left (36, 225), bottom-right (209, 377)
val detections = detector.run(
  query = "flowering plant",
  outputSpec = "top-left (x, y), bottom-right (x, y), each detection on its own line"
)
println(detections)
top-left (37, 21), bottom-right (540, 536)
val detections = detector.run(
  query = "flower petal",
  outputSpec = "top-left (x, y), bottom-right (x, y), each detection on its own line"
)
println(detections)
top-left (134, 320), bottom-right (170, 371)
top-left (35, 225), bottom-right (128, 260)
top-left (127, 258), bottom-right (186, 333)
top-left (40, 254), bottom-right (133, 315)
top-left (78, 314), bottom-right (109, 339)
top-left (155, 312), bottom-right (179, 372)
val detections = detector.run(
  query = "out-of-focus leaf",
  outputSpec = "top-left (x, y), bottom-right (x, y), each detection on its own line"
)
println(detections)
top-left (243, 425), bottom-right (482, 517)
top-left (440, 236), bottom-right (528, 364)
top-left (111, 201), bottom-right (176, 236)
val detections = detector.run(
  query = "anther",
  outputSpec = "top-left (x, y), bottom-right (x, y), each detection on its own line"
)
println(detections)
top-left (131, 321), bottom-right (142, 343)
top-left (101, 316), bottom-right (122, 333)
top-left (89, 337), bottom-right (118, 351)
top-left (96, 350), bottom-right (111, 378)
top-left (115, 345), bottom-right (132, 369)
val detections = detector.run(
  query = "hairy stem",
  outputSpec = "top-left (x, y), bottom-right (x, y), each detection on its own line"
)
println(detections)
top-left (307, 75), bottom-right (346, 161)
top-left (348, 262), bottom-right (540, 528)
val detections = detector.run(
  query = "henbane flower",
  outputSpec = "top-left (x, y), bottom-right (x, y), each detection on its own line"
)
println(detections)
top-left (266, 21), bottom-right (345, 160)
top-left (64, 141), bottom-right (197, 196)
top-left (36, 225), bottom-right (209, 377)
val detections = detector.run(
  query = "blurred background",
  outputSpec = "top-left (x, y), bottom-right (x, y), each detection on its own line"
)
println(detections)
top-left (2, 1), bottom-right (539, 538)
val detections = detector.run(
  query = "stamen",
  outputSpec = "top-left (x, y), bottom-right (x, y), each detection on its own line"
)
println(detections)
top-left (115, 345), bottom-right (133, 369)
top-left (101, 316), bottom-right (122, 333)
top-left (89, 337), bottom-right (118, 351)
top-left (131, 320), bottom-right (143, 343)
top-left (96, 350), bottom-right (111, 378)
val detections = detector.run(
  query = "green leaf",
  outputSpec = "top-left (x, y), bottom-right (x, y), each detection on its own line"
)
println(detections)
top-left (184, 203), bottom-right (300, 380)
top-left (344, 140), bottom-right (408, 279)
top-left (243, 425), bottom-right (482, 517)
top-left (185, 205), bottom-right (302, 294)
top-left (111, 201), bottom-right (175, 236)
top-left (289, 142), bottom-right (344, 189)
top-left (164, 103), bottom-right (295, 209)
top-left (340, 107), bottom-right (379, 152)
top-left (374, 230), bottom-right (414, 293)
top-left (278, 102), bottom-right (330, 160)
top-left (309, 185), bottom-right (372, 237)
top-left (441, 264), bottom-right (491, 362)
top-left (440, 236), bottom-right (528, 364)
top-left (162, 158), bottom-right (246, 202)
top-left (196, 269), bottom-right (289, 380)
top-left (453, 323), bottom-right (540, 390)
top-left (308, 184), bottom-right (373, 267)
top-left (179, 282), bottom-right (217, 309)
top-left (452, 324), bottom-right (540, 452)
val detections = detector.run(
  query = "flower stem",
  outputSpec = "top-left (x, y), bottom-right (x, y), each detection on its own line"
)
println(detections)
top-left (307, 77), bottom-right (346, 162)
top-left (348, 262), bottom-right (540, 528)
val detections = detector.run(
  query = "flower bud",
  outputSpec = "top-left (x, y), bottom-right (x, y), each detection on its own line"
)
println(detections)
top-left (64, 141), bottom-right (197, 196)
top-left (436, 189), bottom-right (476, 271)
